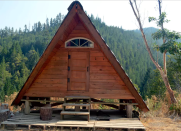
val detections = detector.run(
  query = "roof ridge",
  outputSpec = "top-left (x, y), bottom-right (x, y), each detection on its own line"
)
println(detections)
top-left (68, 1), bottom-right (83, 11)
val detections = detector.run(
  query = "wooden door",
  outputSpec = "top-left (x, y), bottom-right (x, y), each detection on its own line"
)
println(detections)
top-left (67, 52), bottom-right (89, 91)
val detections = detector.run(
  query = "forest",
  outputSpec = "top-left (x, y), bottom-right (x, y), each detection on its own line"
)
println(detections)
top-left (0, 11), bottom-right (180, 101)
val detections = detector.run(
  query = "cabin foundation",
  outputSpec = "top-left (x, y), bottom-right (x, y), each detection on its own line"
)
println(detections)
top-left (1, 108), bottom-right (145, 130)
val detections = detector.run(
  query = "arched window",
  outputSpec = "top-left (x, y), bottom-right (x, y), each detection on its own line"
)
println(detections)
top-left (65, 37), bottom-right (94, 48)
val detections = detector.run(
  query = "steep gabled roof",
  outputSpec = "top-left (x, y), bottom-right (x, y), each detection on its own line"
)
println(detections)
top-left (12, 1), bottom-right (149, 112)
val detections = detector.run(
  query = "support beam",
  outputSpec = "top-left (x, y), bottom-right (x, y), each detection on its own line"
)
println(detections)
top-left (26, 98), bottom-right (82, 107)
top-left (83, 99), bottom-right (87, 109)
top-left (119, 99), bottom-right (125, 110)
top-left (75, 106), bottom-right (80, 111)
top-left (75, 99), bottom-right (80, 111)
top-left (91, 98), bottom-right (119, 109)
top-left (126, 100), bottom-right (133, 118)
top-left (46, 97), bottom-right (50, 104)
top-left (25, 97), bottom-right (30, 115)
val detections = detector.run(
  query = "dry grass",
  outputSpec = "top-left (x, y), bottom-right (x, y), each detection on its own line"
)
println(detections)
top-left (140, 91), bottom-right (181, 131)
top-left (141, 117), bottom-right (181, 131)
top-left (0, 92), bottom-right (21, 112)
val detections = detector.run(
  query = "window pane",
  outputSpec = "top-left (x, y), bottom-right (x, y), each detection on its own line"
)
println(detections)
top-left (72, 39), bottom-right (79, 46)
top-left (66, 38), bottom-right (93, 48)
top-left (66, 41), bottom-right (78, 47)
top-left (80, 39), bottom-right (88, 46)
top-left (81, 41), bottom-right (93, 47)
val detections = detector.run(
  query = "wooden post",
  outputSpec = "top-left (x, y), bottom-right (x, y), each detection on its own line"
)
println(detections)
top-left (75, 99), bottom-right (80, 111)
top-left (119, 99), bottom-right (125, 110)
top-left (126, 100), bottom-right (132, 118)
top-left (75, 106), bottom-right (80, 111)
top-left (25, 97), bottom-right (30, 115)
top-left (1, 124), bottom-right (5, 130)
top-left (83, 99), bottom-right (87, 109)
top-left (61, 114), bottom-right (64, 120)
top-left (46, 97), bottom-right (50, 104)
top-left (43, 125), bottom-right (46, 130)
top-left (28, 125), bottom-right (31, 130)
top-left (63, 98), bottom-right (67, 111)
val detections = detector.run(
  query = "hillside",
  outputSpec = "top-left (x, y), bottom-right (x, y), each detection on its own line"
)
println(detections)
top-left (0, 12), bottom-right (163, 101)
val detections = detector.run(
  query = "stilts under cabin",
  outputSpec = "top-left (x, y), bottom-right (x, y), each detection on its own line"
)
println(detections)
top-left (2, 1), bottom-right (149, 130)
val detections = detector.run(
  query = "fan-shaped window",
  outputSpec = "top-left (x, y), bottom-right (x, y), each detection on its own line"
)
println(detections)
top-left (65, 37), bottom-right (94, 48)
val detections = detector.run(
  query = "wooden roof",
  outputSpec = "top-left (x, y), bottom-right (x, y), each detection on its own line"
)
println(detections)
top-left (12, 1), bottom-right (149, 112)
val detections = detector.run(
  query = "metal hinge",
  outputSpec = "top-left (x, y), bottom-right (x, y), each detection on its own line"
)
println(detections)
top-left (68, 66), bottom-right (70, 71)
top-left (68, 55), bottom-right (71, 59)
top-left (67, 78), bottom-right (70, 83)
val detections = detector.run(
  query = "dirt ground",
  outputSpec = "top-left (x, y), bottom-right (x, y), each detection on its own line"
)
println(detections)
top-left (141, 117), bottom-right (181, 131)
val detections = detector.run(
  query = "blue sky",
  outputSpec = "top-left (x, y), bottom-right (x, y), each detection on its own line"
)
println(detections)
top-left (0, 1), bottom-right (181, 32)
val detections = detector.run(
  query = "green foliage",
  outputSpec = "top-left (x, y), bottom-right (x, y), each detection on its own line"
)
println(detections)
top-left (149, 12), bottom-right (170, 27)
top-left (140, 68), bottom-right (151, 99)
top-left (147, 69), bottom-right (166, 98)
top-left (141, 69), bottom-right (166, 99)
top-left (169, 102), bottom-right (181, 115)
top-left (133, 83), bottom-right (140, 94)
top-left (152, 29), bottom-right (180, 54)
top-left (167, 54), bottom-right (181, 91)
top-left (149, 12), bottom-right (181, 55)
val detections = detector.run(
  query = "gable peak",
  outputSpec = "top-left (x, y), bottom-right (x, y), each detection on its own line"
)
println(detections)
top-left (68, 1), bottom-right (83, 12)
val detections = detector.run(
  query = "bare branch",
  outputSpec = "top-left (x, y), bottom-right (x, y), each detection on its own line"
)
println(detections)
top-left (134, 0), bottom-right (141, 19)
top-left (129, 0), bottom-right (161, 70)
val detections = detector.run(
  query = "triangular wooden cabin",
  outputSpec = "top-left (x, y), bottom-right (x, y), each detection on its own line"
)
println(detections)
top-left (12, 1), bottom-right (149, 117)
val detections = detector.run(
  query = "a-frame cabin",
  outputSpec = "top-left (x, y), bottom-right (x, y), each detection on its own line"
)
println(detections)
top-left (12, 1), bottom-right (149, 118)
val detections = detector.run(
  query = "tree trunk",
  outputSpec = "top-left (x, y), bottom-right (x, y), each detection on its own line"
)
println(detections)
top-left (159, 69), bottom-right (177, 103)
top-left (163, 51), bottom-right (167, 75)
top-left (129, 0), bottom-right (177, 104)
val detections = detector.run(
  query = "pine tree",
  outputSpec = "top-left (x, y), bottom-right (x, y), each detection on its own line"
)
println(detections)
top-left (0, 57), bottom-right (6, 87)
top-left (46, 18), bottom-right (49, 28)
top-left (5, 78), bottom-right (13, 96)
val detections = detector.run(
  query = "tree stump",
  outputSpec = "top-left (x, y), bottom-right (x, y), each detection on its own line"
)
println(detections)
top-left (40, 107), bottom-right (52, 120)
top-left (0, 110), bottom-right (9, 122)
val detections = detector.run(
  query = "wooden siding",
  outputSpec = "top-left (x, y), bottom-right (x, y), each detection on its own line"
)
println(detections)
top-left (24, 19), bottom-right (134, 99)
top-left (25, 51), bottom-right (68, 95)
top-left (89, 51), bottom-right (134, 99)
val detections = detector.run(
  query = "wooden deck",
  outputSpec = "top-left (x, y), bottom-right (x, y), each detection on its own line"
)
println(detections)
top-left (1, 109), bottom-right (145, 130)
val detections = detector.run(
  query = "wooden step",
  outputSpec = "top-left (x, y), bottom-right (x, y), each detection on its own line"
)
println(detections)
top-left (61, 111), bottom-right (89, 115)
top-left (65, 96), bottom-right (90, 99)
top-left (62, 103), bottom-right (90, 107)
top-left (56, 120), bottom-right (88, 125)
